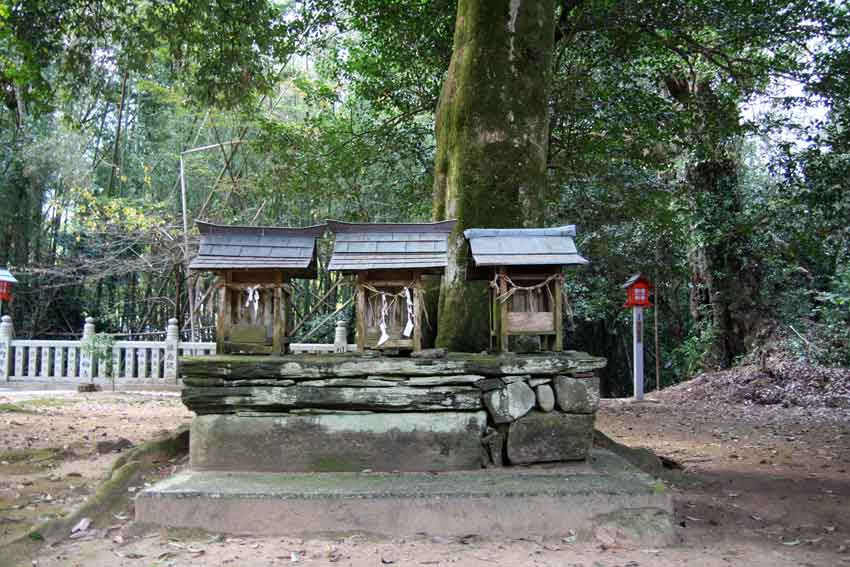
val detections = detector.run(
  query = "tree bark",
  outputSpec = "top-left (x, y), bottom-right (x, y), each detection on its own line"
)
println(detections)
top-left (107, 72), bottom-right (129, 197)
top-left (686, 159), bottom-right (762, 368)
top-left (433, 0), bottom-right (555, 351)
top-left (664, 76), bottom-right (763, 369)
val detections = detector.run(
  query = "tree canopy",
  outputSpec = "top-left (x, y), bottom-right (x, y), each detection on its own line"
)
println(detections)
top-left (1, 0), bottom-right (848, 393)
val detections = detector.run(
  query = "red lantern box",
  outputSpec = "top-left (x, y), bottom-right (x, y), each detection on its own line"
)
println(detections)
top-left (623, 273), bottom-right (652, 308)
top-left (0, 268), bottom-right (16, 302)
top-left (0, 281), bottom-right (12, 302)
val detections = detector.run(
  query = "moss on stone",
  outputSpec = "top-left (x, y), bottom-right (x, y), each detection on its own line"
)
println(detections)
top-left (20, 426), bottom-right (190, 545)
top-left (594, 430), bottom-right (671, 478)
top-left (112, 425), bottom-right (189, 471)
top-left (0, 445), bottom-right (87, 477)
top-left (184, 352), bottom-right (603, 364)
top-left (182, 353), bottom-right (370, 366)
top-left (591, 507), bottom-right (675, 547)
top-left (29, 460), bottom-right (143, 543)
top-left (310, 455), bottom-right (366, 472)
top-left (22, 398), bottom-right (69, 408)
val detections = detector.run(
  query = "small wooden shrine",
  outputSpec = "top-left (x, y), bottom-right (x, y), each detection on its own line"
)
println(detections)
top-left (327, 220), bottom-right (456, 352)
top-left (464, 226), bottom-right (588, 353)
top-left (189, 221), bottom-right (325, 355)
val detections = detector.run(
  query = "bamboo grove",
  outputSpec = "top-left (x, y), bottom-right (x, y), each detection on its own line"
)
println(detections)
top-left (1, 0), bottom-right (849, 394)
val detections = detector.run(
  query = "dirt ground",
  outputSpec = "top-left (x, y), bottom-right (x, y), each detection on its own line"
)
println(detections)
top-left (1, 386), bottom-right (848, 567)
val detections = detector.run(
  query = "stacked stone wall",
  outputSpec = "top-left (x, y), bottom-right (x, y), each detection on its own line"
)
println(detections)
top-left (181, 352), bottom-right (606, 472)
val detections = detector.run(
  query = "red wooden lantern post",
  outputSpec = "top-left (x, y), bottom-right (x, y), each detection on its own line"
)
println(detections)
top-left (622, 274), bottom-right (652, 400)
top-left (0, 268), bottom-right (17, 315)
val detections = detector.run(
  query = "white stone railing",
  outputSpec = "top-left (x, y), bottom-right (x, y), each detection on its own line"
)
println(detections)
top-left (0, 316), bottom-right (354, 385)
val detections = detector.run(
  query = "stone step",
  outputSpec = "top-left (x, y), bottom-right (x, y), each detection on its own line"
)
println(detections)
top-left (136, 450), bottom-right (673, 541)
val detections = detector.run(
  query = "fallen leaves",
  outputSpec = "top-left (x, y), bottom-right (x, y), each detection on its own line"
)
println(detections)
top-left (70, 517), bottom-right (91, 535)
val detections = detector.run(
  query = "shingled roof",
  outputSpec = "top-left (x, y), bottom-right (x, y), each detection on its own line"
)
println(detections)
top-left (327, 220), bottom-right (456, 272)
top-left (464, 225), bottom-right (588, 267)
top-left (622, 273), bottom-right (651, 288)
top-left (189, 221), bottom-right (325, 276)
top-left (0, 268), bottom-right (17, 284)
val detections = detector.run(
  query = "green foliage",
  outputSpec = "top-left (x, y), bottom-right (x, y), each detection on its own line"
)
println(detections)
top-left (0, 0), bottom-right (321, 112)
top-left (671, 319), bottom-right (719, 378)
top-left (334, 0), bottom-right (455, 115)
top-left (807, 267), bottom-right (850, 366)
top-left (0, 0), bottom-right (847, 392)
top-left (253, 86), bottom-right (434, 224)
top-left (291, 304), bottom-right (354, 344)
top-left (0, 402), bottom-right (27, 413)
top-left (82, 332), bottom-right (114, 379)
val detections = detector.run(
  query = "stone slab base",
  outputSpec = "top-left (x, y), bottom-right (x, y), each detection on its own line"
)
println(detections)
top-left (137, 450), bottom-right (673, 542)
top-left (191, 412), bottom-right (488, 472)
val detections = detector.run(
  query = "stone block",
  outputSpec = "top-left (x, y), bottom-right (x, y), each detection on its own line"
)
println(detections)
top-left (179, 352), bottom-right (608, 381)
top-left (481, 427), bottom-right (505, 467)
top-left (183, 384), bottom-right (482, 415)
top-left (298, 378), bottom-right (404, 387)
top-left (190, 412), bottom-right (488, 473)
top-left (477, 378), bottom-right (504, 392)
top-left (506, 411), bottom-right (594, 464)
top-left (500, 374), bottom-right (530, 384)
top-left (535, 384), bottom-right (555, 412)
top-left (410, 348), bottom-right (447, 359)
top-left (137, 450), bottom-right (673, 540)
top-left (404, 374), bottom-right (485, 386)
top-left (553, 375), bottom-right (600, 414)
top-left (482, 380), bottom-right (535, 424)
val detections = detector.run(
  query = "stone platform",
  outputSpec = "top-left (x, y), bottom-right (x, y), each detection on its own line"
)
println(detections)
top-left (136, 449), bottom-right (673, 540)
top-left (180, 352), bottom-right (606, 472)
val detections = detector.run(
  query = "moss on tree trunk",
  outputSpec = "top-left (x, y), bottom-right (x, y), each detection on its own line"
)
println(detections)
top-left (686, 159), bottom-right (762, 368)
top-left (433, 0), bottom-right (554, 351)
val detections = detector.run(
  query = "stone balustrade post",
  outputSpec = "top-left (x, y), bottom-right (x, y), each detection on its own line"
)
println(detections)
top-left (164, 318), bottom-right (180, 382)
top-left (334, 319), bottom-right (348, 353)
top-left (0, 315), bottom-right (13, 381)
top-left (80, 317), bottom-right (96, 381)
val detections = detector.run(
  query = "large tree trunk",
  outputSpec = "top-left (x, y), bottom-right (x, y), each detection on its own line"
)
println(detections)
top-left (665, 76), bottom-right (763, 369)
top-left (686, 159), bottom-right (762, 368)
top-left (433, 0), bottom-right (554, 351)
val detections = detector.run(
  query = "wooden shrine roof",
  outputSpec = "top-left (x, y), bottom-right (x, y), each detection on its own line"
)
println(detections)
top-left (622, 273), bottom-right (651, 288)
top-left (189, 221), bottom-right (325, 275)
top-left (463, 226), bottom-right (588, 267)
top-left (326, 220), bottom-right (456, 272)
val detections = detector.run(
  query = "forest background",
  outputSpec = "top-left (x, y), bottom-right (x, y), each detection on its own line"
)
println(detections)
top-left (1, 0), bottom-right (849, 396)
